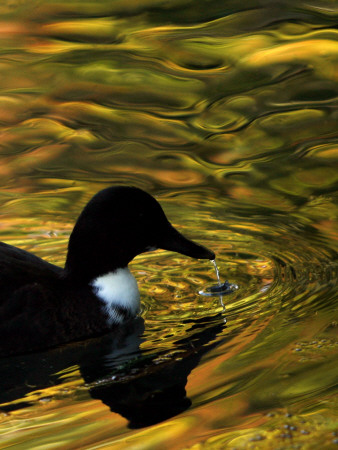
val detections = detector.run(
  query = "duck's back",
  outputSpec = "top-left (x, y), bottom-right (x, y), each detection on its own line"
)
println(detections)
top-left (0, 242), bottom-right (62, 296)
top-left (0, 243), bottom-right (109, 357)
top-left (0, 243), bottom-right (63, 354)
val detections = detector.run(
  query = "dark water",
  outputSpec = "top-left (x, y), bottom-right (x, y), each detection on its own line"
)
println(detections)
top-left (0, 0), bottom-right (337, 448)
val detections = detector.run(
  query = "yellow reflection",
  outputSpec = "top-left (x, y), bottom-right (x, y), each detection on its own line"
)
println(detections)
top-left (246, 39), bottom-right (338, 80)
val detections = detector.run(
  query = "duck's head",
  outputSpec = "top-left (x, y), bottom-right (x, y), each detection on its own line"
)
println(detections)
top-left (65, 186), bottom-right (214, 283)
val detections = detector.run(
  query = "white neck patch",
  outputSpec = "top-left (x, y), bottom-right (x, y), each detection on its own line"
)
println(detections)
top-left (90, 268), bottom-right (140, 326)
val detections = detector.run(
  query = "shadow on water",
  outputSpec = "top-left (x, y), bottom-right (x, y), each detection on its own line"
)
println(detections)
top-left (0, 313), bottom-right (226, 428)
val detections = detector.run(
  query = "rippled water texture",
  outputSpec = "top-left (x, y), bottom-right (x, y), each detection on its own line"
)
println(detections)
top-left (0, 0), bottom-right (337, 448)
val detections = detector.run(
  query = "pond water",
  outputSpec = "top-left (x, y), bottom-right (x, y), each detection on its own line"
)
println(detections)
top-left (0, 0), bottom-right (337, 448)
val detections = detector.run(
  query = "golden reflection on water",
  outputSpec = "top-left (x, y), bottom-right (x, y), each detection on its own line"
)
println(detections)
top-left (0, 0), bottom-right (337, 448)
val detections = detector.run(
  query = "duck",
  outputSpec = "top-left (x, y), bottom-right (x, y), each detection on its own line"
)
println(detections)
top-left (0, 186), bottom-right (214, 357)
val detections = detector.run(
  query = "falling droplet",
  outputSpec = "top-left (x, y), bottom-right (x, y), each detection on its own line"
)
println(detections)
top-left (199, 259), bottom-right (238, 297)
top-left (211, 259), bottom-right (221, 286)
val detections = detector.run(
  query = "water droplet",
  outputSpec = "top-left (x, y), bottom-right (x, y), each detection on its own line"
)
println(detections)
top-left (211, 259), bottom-right (221, 286)
top-left (199, 259), bottom-right (238, 297)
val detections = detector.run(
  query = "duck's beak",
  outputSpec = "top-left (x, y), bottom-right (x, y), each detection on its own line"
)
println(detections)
top-left (158, 225), bottom-right (215, 260)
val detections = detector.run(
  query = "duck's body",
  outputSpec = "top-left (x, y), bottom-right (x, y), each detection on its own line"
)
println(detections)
top-left (0, 242), bottom-right (112, 357)
top-left (0, 186), bottom-right (214, 357)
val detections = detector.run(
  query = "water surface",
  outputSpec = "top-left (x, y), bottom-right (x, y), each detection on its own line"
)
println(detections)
top-left (0, 0), bottom-right (337, 448)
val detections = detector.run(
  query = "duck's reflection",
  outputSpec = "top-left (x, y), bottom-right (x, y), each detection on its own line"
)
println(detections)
top-left (0, 314), bottom-right (226, 428)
